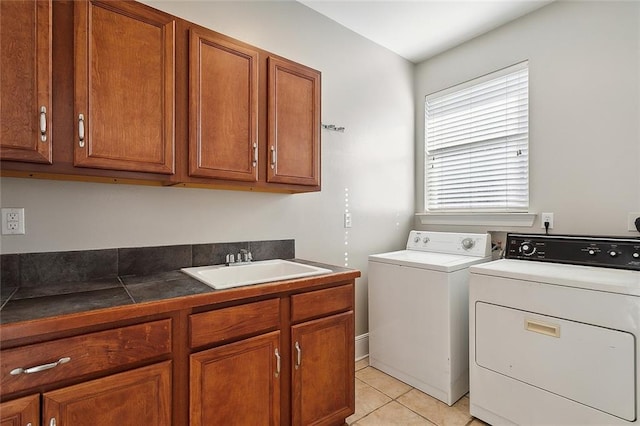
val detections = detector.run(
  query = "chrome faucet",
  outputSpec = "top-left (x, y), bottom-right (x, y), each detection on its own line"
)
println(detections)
top-left (226, 249), bottom-right (252, 266)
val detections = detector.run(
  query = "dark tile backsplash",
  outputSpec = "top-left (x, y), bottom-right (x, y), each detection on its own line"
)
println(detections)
top-left (19, 249), bottom-right (118, 287)
top-left (118, 245), bottom-right (192, 277)
top-left (192, 242), bottom-right (248, 266)
top-left (250, 240), bottom-right (295, 261)
top-left (1, 255), bottom-right (19, 288)
top-left (0, 239), bottom-right (295, 289)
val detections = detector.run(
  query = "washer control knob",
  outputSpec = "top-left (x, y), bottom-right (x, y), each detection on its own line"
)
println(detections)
top-left (414, 236), bottom-right (420, 243)
top-left (633, 252), bottom-right (640, 259)
top-left (461, 238), bottom-right (475, 250)
top-left (422, 237), bottom-right (430, 244)
top-left (588, 249), bottom-right (596, 256)
top-left (608, 250), bottom-right (618, 258)
top-left (520, 242), bottom-right (536, 256)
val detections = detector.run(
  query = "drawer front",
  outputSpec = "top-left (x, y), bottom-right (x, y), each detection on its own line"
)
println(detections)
top-left (190, 298), bottom-right (280, 348)
top-left (291, 284), bottom-right (353, 323)
top-left (1, 319), bottom-right (171, 396)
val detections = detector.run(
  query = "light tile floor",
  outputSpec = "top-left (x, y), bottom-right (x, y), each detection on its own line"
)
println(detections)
top-left (348, 357), bottom-right (489, 426)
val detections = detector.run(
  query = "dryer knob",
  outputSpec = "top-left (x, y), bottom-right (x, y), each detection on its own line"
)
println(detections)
top-left (422, 237), bottom-right (430, 244)
top-left (633, 252), bottom-right (640, 259)
top-left (609, 250), bottom-right (619, 258)
top-left (520, 242), bottom-right (536, 256)
top-left (414, 236), bottom-right (420, 243)
top-left (462, 238), bottom-right (475, 250)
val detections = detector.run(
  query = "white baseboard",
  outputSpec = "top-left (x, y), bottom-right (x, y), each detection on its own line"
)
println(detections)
top-left (355, 333), bottom-right (369, 361)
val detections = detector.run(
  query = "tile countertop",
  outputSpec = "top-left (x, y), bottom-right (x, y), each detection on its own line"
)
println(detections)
top-left (0, 259), bottom-right (356, 325)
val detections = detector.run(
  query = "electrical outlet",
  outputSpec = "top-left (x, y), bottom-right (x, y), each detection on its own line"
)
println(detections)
top-left (344, 212), bottom-right (352, 228)
top-left (628, 212), bottom-right (640, 232)
top-left (540, 212), bottom-right (554, 229)
top-left (2, 208), bottom-right (25, 235)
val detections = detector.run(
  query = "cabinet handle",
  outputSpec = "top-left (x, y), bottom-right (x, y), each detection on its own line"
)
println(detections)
top-left (39, 106), bottom-right (47, 142)
top-left (270, 145), bottom-right (276, 169)
top-left (294, 341), bottom-right (301, 369)
top-left (78, 114), bottom-right (85, 147)
top-left (49, 418), bottom-right (56, 426)
top-left (252, 143), bottom-right (258, 168)
top-left (10, 357), bottom-right (71, 376)
top-left (274, 348), bottom-right (281, 377)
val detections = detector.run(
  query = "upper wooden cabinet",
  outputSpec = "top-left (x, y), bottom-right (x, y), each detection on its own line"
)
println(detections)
top-left (0, 0), bottom-right (321, 192)
top-left (0, 0), bottom-right (52, 164)
top-left (74, 0), bottom-right (175, 174)
top-left (189, 29), bottom-right (259, 182)
top-left (267, 57), bottom-right (321, 187)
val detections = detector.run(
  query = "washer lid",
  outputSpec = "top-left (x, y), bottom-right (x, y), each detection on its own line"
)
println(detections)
top-left (369, 250), bottom-right (492, 272)
top-left (470, 259), bottom-right (640, 296)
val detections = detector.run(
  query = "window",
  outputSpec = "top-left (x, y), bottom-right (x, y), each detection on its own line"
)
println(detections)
top-left (424, 61), bottom-right (529, 212)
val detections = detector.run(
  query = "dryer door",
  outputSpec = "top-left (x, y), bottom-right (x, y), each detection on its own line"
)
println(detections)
top-left (475, 302), bottom-right (636, 421)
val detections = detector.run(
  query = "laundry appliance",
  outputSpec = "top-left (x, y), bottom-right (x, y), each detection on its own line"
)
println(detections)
top-left (368, 230), bottom-right (492, 405)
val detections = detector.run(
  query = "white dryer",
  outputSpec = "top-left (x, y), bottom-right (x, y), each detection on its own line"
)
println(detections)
top-left (469, 233), bottom-right (640, 425)
top-left (368, 230), bottom-right (492, 405)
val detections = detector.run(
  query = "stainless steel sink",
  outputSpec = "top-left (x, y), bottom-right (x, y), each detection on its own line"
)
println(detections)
top-left (181, 259), bottom-right (332, 290)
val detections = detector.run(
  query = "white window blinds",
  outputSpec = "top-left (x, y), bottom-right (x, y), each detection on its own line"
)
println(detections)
top-left (424, 62), bottom-right (529, 212)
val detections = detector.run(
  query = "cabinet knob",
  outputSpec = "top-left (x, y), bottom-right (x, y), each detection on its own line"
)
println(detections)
top-left (49, 418), bottom-right (57, 426)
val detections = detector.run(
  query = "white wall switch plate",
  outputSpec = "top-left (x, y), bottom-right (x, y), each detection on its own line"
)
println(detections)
top-left (628, 212), bottom-right (640, 232)
top-left (1, 208), bottom-right (25, 235)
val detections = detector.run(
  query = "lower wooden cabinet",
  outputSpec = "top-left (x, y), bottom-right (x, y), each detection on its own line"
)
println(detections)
top-left (0, 362), bottom-right (171, 426)
top-left (43, 361), bottom-right (172, 426)
top-left (190, 331), bottom-right (281, 426)
top-left (291, 311), bottom-right (355, 426)
top-left (0, 279), bottom-right (357, 426)
top-left (0, 394), bottom-right (39, 426)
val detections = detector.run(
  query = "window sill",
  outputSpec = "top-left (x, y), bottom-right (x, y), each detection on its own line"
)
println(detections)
top-left (416, 212), bottom-right (537, 227)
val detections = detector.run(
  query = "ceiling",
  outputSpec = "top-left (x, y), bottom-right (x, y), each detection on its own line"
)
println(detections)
top-left (298, 0), bottom-right (552, 63)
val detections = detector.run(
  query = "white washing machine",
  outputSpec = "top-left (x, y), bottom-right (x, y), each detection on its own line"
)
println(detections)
top-left (470, 233), bottom-right (640, 425)
top-left (368, 230), bottom-right (492, 406)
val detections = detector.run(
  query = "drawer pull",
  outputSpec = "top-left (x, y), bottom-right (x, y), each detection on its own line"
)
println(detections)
top-left (525, 319), bottom-right (560, 338)
top-left (49, 418), bottom-right (56, 426)
top-left (10, 357), bottom-right (71, 376)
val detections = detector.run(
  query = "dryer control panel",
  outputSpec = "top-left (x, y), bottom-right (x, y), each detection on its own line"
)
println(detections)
top-left (506, 233), bottom-right (640, 271)
top-left (406, 231), bottom-right (491, 257)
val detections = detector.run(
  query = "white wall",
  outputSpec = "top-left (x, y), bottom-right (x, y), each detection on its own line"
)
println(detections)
top-left (414, 0), bottom-right (640, 237)
top-left (0, 1), bottom-right (416, 337)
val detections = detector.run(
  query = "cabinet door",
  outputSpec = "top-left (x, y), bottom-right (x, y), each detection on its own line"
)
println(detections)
top-left (74, 0), bottom-right (175, 174)
top-left (43, 361), bottom-right (171, 426)
top-left (291, 311), bottom-right (354, 426)
top-left (267, 57), bottom-right (320, 187)
top-left (190, 331), bottom-right (280, 426)
top-left (189, 29), bottom-right (259, 182)
top-left (0, 394), bottom-right (39, 426)
top-left (0, 0), bottom-right (52, 164)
